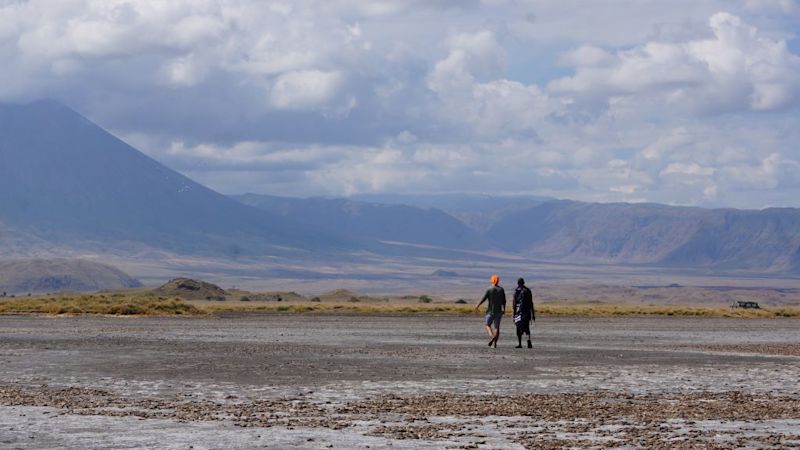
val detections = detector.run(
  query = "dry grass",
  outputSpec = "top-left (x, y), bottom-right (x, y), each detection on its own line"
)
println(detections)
top-left (0, 295), bottom-right (200, 316)
top-left (199, 302), bottom-right (478, 315)
top-left (535, 303), bottom-right (800, 318)
top-left (200, 301), bottom-right (800, 318)
top-left (2, 294), bottom-right (799, 318)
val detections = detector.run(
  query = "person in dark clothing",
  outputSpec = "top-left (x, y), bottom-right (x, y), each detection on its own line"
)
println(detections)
top-left (475, 275), bottom-right (506, 348)
top-left (512, 277), bottom-right (535, 348)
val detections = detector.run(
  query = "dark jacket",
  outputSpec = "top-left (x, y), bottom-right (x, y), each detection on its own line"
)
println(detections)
top-left (513, 285), bottom-right (534, 321)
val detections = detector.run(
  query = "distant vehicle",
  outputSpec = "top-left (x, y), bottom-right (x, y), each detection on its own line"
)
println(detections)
top-left (732, 301), bottom-right (760, 309)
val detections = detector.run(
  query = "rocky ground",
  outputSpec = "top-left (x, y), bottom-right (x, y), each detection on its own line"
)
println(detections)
top-left (1, 314), bottom-right (799, 449)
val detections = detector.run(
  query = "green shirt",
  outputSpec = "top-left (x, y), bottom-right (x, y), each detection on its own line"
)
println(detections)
top-left (482, 285), bottom-right (506, 315)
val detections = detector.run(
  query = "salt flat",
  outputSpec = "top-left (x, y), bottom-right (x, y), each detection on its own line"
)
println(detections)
top-left (1, 314), bottom-right (799, 448)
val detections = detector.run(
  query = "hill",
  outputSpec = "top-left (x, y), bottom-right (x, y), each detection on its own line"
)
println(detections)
top-left (0, 259), bottom-right (141, 294)
top-left (0, 100), bottom-right (349, 258)
top-left (150, 278), bottom-right (229, 301)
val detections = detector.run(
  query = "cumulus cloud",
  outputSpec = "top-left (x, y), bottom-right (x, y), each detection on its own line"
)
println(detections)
top-left (270, 70), bottom-right (349, 112)
top-left (550, 12), bottom-right (800, 113)
top-left (1, 1), bottom-right (799, 208)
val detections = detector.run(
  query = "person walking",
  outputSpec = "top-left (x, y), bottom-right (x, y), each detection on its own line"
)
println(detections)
top-left (512, 277), bottom-right (535, 348)
top-left (475, 275), bottom-right (506, 348)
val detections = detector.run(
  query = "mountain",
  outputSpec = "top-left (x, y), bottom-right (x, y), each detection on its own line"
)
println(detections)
top-left (0, 101), bottom-right (348, 257)
top-left (234, 194), bottom-right (487, 250)
top-left (3, 100), bottom-right (799, 275)
top-left (0, 258), bottom-right (141, 294)
top-left (488, 200), bottom-right (800, 273)
top-left (351, 193), bottom-right (549, 232)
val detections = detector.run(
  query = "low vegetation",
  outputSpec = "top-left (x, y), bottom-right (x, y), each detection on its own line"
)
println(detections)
top-left (200, 301), bottom-right (800, 318)
top-left (1, 294), bottom-right (798, 318)
top-left (535, 303), bottom-right (800, 318)
top-left (0, 295), bottom-right (200, 316)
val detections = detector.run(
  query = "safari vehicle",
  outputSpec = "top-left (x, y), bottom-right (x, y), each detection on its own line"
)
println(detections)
top-left (731, 300), bottom-right (761, 309)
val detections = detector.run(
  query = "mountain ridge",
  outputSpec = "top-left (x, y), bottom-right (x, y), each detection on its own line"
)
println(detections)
top-left (2, 100), bottom-right (799, 275)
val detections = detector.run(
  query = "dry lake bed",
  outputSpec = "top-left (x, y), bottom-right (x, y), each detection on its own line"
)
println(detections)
top-left (1, 314), bottom-right (799, 449)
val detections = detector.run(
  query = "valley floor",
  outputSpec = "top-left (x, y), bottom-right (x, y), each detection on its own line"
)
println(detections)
top-left (1, 314), bottom-right (799, 448)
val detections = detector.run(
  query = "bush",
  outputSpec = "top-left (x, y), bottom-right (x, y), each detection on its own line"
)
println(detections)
top-left (348, 297), bottom-right (360, 303)
top-left (240, 296), bottom-right (251, 302)
top-left (455, 299), bottom-right (468, 304)
top-left (310, 297), bottom-right (321, 302)
top-left (418, 295), bottom-right (432, 303)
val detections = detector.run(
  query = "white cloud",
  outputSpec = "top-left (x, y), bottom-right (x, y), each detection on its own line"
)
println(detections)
top-left (270, 70), bottom-right (346, 110)
top-left (162, 55), bottom-right (206, 87)
top-left (1, 2), bottom-right (799, 208)
top-left (660, 162), bottom-right (716, 176)
top-left (426, 30), bottom-right (561, 138)
top-left (427, 30), bottom-right (506, 93)
top-left (558, 45), bottom-right (614, 67)
top-left (551, 12), bottom-right (800, 113)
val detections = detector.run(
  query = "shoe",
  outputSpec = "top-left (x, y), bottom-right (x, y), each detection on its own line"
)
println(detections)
top-left (527, 340), bottom-right (532, 348)
top-left (515, 345), bottom-right (522, 348)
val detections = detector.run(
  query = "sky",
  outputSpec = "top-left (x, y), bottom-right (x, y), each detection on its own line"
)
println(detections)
top-left (1, 0), bottom-right (799, 209)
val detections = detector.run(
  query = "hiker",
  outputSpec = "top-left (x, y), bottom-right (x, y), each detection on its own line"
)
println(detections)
top-left (475, 275), bottom-right (506, 348)
top-left (512, 277), bottom-right (535, 348)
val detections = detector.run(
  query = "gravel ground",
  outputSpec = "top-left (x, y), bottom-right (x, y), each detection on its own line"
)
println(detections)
top-left (1, 314), bottom-right (799, 449)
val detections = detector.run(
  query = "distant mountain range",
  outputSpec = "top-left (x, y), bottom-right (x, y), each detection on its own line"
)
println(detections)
top-left (487, 201), bottom-right (800, 273)
top-left (1, 100), bottom-right (799, 275)
top-left (234, 194), bottom-right (487, 251)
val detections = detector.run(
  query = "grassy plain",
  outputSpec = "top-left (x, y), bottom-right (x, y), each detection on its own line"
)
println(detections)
top-left (2, 293), bottom-right (799, 318)
top-left (0, 295), bottom-right (199, 315)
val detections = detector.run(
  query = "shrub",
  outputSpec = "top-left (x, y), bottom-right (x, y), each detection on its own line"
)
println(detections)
top-left (310, 297), bottom-right (321, 302)
top-left (240, 296), bottom-right (251, 302)
top-left (418, 295), bottom-right (432, 303)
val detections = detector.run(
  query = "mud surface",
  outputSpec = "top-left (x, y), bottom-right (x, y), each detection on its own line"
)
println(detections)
top-left (1, 314), bottom-right (799, 448)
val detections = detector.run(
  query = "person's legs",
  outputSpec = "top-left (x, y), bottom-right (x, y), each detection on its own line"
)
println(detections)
top-left (486, 325), bottom-right (500, 347)
top-left (491, 314), bottom-right (501, 347)
top-left (484, 313), bottom-right (495, 341)
top-left (518, 320), bottom-right (531, 348)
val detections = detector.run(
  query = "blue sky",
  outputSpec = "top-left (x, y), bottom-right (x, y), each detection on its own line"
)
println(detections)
top-left (1, 0), bottom-right (799, 208)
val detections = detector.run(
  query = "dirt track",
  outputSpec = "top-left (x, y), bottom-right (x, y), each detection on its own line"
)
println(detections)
top-left (1, 314), bottom-right (799, 448)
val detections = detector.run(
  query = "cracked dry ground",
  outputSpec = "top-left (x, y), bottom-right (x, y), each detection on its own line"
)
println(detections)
top-left (1, 314), bottom-right (800, 448)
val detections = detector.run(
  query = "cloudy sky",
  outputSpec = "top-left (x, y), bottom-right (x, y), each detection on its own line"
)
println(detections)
top-left (2, 0), bottom-right (799, 208)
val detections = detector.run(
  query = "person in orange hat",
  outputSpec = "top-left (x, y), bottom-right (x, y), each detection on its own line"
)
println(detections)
top-left (475, 274), bottom-right (506, 348)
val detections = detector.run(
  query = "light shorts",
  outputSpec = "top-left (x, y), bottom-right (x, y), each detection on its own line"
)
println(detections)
top-left (485, 311), bottom-right (502, 328)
